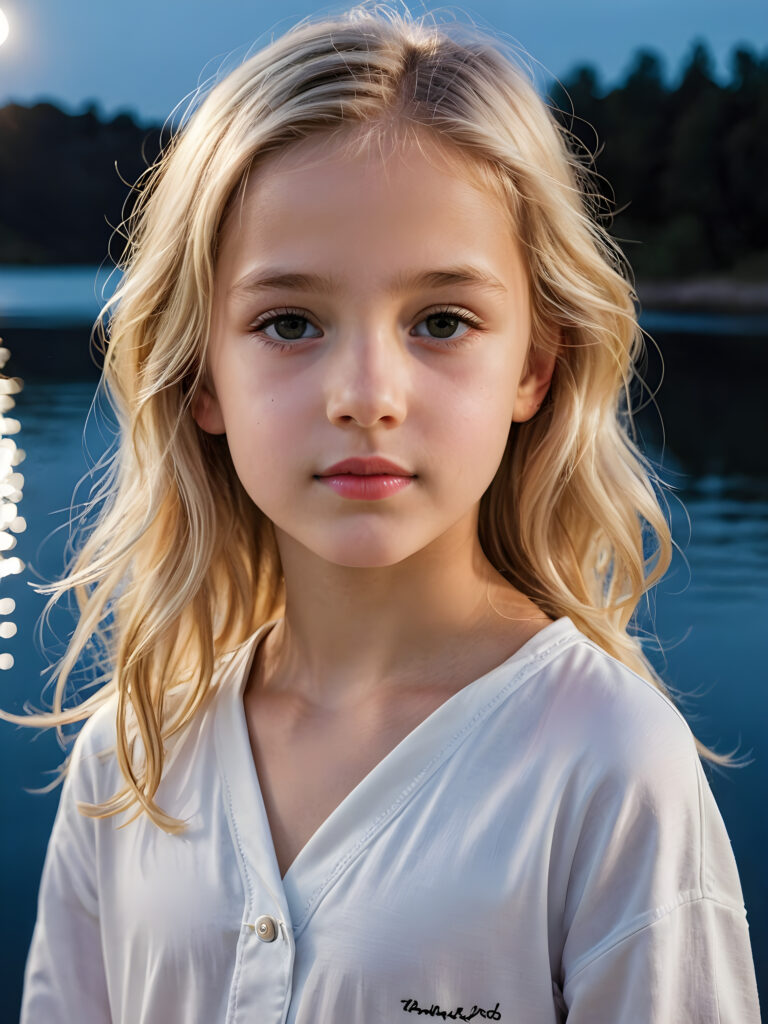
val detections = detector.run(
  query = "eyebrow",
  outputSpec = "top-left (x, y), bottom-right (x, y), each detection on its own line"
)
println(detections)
top-left (228, 264), bottom-right (508, 299)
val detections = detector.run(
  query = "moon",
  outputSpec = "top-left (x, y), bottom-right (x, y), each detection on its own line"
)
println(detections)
top-left (0, 10), bottom-right (9, 47)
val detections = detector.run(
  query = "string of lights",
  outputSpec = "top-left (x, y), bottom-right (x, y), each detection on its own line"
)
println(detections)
top-left (0, 339), bottom-right (26, 670)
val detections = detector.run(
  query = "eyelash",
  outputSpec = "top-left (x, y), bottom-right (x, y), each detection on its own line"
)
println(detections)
top-left (247, 304), bottom-right (485, 351)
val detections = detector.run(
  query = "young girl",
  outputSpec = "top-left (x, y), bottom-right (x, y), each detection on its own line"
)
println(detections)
top-left (9, 3), bottom-right (760, 1021)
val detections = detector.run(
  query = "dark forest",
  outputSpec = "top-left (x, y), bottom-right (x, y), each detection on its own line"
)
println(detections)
top-left (0, 39), bottom-right (766, 281)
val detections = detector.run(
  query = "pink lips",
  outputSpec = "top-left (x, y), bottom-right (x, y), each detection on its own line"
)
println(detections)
top-left (315, 456), bottom-right (415, 501)
top-left (317, 456), bottom-right (414, 477)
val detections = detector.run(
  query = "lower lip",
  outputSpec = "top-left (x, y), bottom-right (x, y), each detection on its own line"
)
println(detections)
top-left (315, 474), bottom-right (414, 500)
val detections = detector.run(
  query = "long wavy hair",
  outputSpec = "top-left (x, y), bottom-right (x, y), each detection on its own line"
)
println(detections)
top-left (0, 1), bottom-right (742, 833)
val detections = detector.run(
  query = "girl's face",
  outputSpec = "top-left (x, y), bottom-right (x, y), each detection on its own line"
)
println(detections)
top-left (194, 130), bottom-right (556, 571)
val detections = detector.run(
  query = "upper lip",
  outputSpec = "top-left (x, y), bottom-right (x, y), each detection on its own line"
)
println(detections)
top-left (316, 457), bottom-right (415, 477)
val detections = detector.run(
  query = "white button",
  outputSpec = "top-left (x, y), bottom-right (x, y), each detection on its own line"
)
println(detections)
top-left (253, 914), bottom-right (278, 942)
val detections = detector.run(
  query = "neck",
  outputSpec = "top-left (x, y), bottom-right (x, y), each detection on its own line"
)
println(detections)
top-left (253, 521), bottom-right (550, 711)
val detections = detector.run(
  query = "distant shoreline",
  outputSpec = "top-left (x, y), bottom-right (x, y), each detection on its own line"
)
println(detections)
top-left (1, 269), bottom-right (767, 328)
top-left (634, 277), bottom-right (768, 314)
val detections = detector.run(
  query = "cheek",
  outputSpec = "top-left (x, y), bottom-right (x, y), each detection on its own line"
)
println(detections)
top-left (425, 377), bottom-right (513, 495)
top-left (215, 377), bottom-right (291, 484)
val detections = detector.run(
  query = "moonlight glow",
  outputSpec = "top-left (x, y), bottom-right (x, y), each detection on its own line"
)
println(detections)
top-left (0, 10), bottom-right (9, 47)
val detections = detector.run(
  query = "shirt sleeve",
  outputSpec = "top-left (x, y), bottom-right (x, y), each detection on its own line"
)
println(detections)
top-left (558, 707), bottom-right (761, 1023)
top-left (20, 723), bottom-right (112, 1023)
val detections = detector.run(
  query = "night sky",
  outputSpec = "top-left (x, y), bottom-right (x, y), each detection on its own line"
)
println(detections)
top-left (0, 0), bottom-right (765, 127)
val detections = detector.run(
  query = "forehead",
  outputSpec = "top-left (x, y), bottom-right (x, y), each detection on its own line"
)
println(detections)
top-left (216, 127), bottom-right (527, 295)
top-left (254, 124), bottom-right (494, 189)
top-left (225, 122), bottom-right (510, 226)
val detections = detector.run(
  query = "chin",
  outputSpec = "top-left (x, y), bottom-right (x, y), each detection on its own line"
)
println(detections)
top-left (291, 528), bottom-right (425, 571)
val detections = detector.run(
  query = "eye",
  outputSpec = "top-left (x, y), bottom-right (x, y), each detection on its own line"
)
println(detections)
top-left (248, 307), bottom-right (322, 348)
top-left (247, 304), bottom-right (484, 350)
top-left (411, 305), bottom-right (483, 346)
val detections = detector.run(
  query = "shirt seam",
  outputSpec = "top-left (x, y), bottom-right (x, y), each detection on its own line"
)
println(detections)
top-left (218, 767), bottom-right (252, 1023)
top-left (216, 686), bottom-right (294, 1024)
top-left (565, 891), bottom-right (747, 986)
top-left (695, 736), bottom-right (707, 899)
top-left (576, 635), bottom-right (699, 742)
top-left (712, 885), bottom-right (724, 1024)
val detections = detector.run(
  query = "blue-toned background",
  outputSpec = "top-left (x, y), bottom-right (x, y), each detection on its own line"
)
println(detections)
top-left (0, 267), bottom-right (766, 1020)
top-left (1, 0), bottom-right (766, 1017)
top-left (1, 0), bottom-right (765, 124)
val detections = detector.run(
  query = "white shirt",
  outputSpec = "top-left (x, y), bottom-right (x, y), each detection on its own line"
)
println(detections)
top-left (21, 615), bottom-right (761, 1023)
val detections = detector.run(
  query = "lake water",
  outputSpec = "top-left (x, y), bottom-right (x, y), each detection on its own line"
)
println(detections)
top-left (1, 268), bottom-right (766, 1017)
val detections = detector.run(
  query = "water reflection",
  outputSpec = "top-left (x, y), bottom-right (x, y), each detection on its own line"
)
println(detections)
top-left (632, 328), bottom-right (768, 477)
top-left (642, 467), bottom-right (768, 605)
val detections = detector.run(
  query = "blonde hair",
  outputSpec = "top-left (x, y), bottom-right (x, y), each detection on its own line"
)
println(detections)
top-left (0, 1), bottom-right (743, 833)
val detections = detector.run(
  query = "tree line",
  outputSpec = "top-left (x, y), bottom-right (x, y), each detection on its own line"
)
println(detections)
top-left (546, 41), bottom-right (767, 279)
top-left (0, 38), bottom-right (765, 280)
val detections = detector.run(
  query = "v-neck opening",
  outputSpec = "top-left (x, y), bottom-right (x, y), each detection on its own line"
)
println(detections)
top-left (215, 614), bottom-right (581, 932)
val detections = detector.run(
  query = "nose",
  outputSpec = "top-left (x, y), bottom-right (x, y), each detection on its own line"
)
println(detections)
top-left (324, 327), bottom-right (409, 429)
